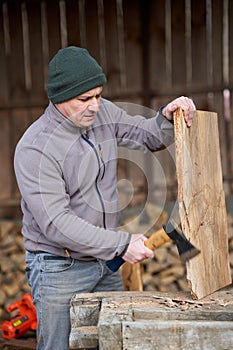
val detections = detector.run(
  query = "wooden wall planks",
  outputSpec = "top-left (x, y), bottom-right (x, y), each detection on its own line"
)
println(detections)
top-left (0, 0), bottom-right (233, 217)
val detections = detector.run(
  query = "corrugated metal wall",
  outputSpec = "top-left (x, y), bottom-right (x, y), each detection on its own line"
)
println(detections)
top-left (0, 0), bottom-right (233, 218)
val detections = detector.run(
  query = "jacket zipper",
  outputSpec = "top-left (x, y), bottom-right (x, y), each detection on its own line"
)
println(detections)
top-left (81, 132), bottom-right (106, 229)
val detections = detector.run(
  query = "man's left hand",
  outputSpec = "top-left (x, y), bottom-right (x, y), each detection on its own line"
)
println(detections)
top-left (162, 96), bottom-right (196, 127)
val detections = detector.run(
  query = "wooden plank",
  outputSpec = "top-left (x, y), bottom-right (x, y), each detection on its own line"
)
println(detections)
top-left (103, 0), bottom-right (121, 91)
top-left (119, 289), bottom-right (233, 350)
top-left (69, 289), bottom-right (233, 349)
top-left (0, 112), bottom-right (11, 199)
top-left (191, 1), bottom-right (208, 89)
top-left (7, 2), bottom-right (26, 106)
top-left (170, 0), bottom-right (186, 87)
top-left (123, 0), bottom-right (141, 91)
top-left (27, 1), bottom-right (45, 105)
top-left (98, 296), bottom-right (132, 350)
top-left (132, 301), bottom-right (233, 321)
top-left (122, 320), bottom-right (233, 350)
top-left (66, 0), bottom-right (81, 45)
top-left (69, 295), bottom-right (100, 349)
top-left (149, 1), bottom-right (166, 92)
top-left (174, 109), bottom-right (231, 299)
top-left (0, 3), bottom-right (9, 106)
top-left (129, 288), bottom-right (233, 322)
top-left (69, 326), bottom-right (98, 349)
top-left (11, 108), bottom-right (32, 198)
top-left (46, 0), bottom-right (61, 59)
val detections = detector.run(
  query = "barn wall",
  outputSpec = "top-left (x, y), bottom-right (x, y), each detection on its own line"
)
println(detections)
top-left (0, 0), bottom-right (233, 218)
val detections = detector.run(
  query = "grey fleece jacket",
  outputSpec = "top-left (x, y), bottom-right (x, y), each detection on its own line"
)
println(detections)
top-left (14, 98), bottom-right (174, 261)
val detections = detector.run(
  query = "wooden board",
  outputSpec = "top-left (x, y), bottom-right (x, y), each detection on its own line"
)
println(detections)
top-left (174, 109), bottom-right (232, 299)
top-left (122, 320), bottom-right (233, 350)
top-left (69, 288), bottom-right (233, 349)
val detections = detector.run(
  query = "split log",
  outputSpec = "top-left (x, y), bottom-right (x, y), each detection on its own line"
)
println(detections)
top-left (174, 109), bottom-right (232, 299)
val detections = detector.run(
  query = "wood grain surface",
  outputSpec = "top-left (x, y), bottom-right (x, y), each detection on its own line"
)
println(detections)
top-left (174, 109), bottom-right (231, 299)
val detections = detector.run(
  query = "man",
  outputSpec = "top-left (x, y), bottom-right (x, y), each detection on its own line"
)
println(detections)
top-left (14, 46), bottom-right (195, 349)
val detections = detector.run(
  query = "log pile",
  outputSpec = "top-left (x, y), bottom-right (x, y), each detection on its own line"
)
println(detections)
top-left (0, 220), bottom-right (30, 320)
top-left (142, 244), bottom-right (189, 292)
top-left (0, 203), bottom-right (233, 320)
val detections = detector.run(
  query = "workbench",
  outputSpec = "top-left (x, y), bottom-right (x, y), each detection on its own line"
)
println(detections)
top-left (69, 285), bottom-right (233, 350)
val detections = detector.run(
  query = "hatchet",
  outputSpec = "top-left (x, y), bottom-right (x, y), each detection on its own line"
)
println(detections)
top-left (106, 222), bottom-right (200, 272)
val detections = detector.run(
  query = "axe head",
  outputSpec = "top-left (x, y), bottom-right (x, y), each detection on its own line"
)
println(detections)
top-left (163, 222), bottom-right (200, 262)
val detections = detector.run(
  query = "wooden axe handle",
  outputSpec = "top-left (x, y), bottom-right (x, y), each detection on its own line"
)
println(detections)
top-left (144, 228), bottom-right (171, 250)
top-left (106, 227), bottom-right (173, 272)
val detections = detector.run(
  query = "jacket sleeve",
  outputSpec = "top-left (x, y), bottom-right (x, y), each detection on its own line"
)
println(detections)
top-left (101, 99), bottom-right (174, 151)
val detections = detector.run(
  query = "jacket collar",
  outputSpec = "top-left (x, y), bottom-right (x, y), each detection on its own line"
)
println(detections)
top-left (47, 101), bottom-right (82, 133)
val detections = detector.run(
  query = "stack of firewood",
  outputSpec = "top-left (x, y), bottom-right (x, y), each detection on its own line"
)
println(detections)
top-left (142, 244), bottom-right (189, 292)
top-left (0, 204), bottom-right (233, 320)
top-left (0, 220), bottom-right (30, 320)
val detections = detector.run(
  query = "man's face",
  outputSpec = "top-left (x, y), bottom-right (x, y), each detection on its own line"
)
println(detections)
top-left (55, 86), bottom-right (103, 128)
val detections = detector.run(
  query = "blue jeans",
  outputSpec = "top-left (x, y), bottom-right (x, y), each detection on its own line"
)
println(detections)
top-left (25, 251), bottom-right (124, 350)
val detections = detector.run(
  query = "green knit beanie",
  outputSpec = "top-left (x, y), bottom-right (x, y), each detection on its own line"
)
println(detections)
top-left (47, 46), bottom-right (107, 103)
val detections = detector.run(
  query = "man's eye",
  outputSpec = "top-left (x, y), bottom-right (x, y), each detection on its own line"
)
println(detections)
top-left (78, 97), bottom-right (90, 102)
top-left (78, 94), bottom-right (101, 102)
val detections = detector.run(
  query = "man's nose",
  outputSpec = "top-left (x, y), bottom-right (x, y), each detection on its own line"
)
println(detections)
top-left (88, 97), bottom-right (100, 112)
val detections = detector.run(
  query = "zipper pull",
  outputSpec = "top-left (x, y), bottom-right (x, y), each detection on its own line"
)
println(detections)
top-left (98, 144), bottom-right (105, 180)
top-left (65, 249), bottom-right (71, 258)
top-left (83, 128), bottom-right (89, 138)
top-left (98, 144), bottom-right (103, 159)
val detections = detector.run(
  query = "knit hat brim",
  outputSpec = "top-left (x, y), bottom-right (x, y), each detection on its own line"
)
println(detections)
top-left (48, 73), bottom-right (106, 104)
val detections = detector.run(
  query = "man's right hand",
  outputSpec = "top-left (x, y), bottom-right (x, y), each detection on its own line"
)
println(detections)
top-left (122, 234), bottom-right (154, 264)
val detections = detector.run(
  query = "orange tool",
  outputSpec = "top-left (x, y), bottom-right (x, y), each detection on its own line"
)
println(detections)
top-left (1, 293), bottom-right (37, 340)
